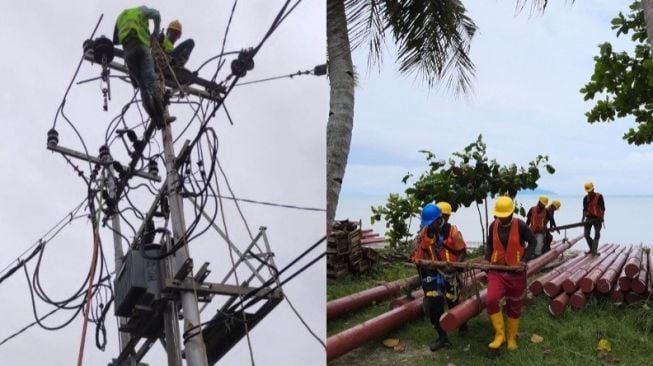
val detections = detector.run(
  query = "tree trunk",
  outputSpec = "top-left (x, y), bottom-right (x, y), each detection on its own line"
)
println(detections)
top-left (643, 0), bottom-right (653, 52)
top-left (326, 0), bottom-right (355, 231)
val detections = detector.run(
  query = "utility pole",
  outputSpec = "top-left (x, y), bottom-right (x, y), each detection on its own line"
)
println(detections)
top-left (161, 122), bottom-right (209, 366)
top-left (100, 146), bottom-right (136, 366)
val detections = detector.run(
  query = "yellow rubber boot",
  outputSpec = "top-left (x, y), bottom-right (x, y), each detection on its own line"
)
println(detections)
top-left (488, 312), bottom-right (505, 349)
top-left (507, 317), bottom-right (520, 351)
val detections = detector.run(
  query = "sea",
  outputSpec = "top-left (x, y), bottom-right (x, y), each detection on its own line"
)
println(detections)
top-left (336, 194), bottom-right (652, 248)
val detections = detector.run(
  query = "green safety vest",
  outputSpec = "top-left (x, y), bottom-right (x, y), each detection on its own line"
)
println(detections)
top-left (162, 36), bottom-right (174, 53)
top-left (116, 7), bottom-right (151, 47)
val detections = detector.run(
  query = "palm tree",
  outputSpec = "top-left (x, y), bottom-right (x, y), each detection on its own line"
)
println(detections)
top-left (326, 0), bottom-right (551, 230)
top-left (643, 1), bottom-right (653, 50)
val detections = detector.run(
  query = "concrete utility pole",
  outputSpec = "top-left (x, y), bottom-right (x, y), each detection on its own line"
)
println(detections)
top-left (161, 122), bottom-right (209, 366)
top-left (101, 147), bottom-right (136, 366)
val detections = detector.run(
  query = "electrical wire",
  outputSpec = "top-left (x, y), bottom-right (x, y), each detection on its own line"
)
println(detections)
top-left (207, 194), bottom-right (325, 212)
top-left (234, 66), bottom-right (322, 86)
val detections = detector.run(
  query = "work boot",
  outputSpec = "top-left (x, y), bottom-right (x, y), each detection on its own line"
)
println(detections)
top-left (429, 336), bottom-right (452, 352)
top-left (459, 322), bottom-right (469, 336)
top-left (488, 312), bottom-right (505, 349)
top-left (506, 317), bottom-right (520, 351)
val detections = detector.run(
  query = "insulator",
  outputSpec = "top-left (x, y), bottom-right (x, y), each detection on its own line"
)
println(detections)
top-left (231, 59), bottom-right (246, 78)
top-left (82, 39), bottom-right (94, 53)
top-left (92, 36), bottom-right (114, 64)
top-left (99, 145), bottom-right (109, 160)
top-left (148, 159), bottom-right (159, 176)
top-left (313, 63), bottom-right (327, 76)
top-left (47, 128), bottom-right (59, 147)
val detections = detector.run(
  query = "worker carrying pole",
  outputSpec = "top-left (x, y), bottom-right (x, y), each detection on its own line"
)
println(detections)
top-left (483, 196), bottom-right (536, 352)
top-left (410, 202), bottom-right (467, 353)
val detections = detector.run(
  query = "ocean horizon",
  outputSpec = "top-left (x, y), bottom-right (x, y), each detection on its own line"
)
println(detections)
top-left (336, 194), bottom-right (653, 247)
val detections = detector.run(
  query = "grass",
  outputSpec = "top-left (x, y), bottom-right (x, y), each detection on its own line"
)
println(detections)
top-left (327, 261), bottom-right (653, 366)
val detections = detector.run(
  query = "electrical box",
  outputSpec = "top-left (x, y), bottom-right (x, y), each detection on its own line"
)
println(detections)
top-left (114, 244), bottom-right (163, 317)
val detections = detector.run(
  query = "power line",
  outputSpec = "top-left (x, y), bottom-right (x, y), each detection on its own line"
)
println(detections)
top-left (207, 194), bottom-right (325, 212)
top-left (0, 198), bottom-right (87, 283)
top-left (235, 64), bottom-right (326, 86)
top-left (0, 307), bottom-right (60, 347)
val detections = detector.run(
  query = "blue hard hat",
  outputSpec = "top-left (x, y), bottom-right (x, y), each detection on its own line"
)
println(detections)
top-left (420, 203), bottom-right (442, 228)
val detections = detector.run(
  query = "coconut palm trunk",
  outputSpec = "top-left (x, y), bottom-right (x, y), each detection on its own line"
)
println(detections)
top-left (326, 0), bottom-right (355, 230)
top-left (643, 0), bottom-right (653, 50)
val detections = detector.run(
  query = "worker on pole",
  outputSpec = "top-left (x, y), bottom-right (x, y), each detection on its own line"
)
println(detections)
top-left (160, 20), bottom-right (195, 67)
top-left (484, 196), bottom-right (536, 352)
top-left (526, 195), bottom-right (550, 258)
top-left (113, 6), bottom-right (175, 127)
top-left (582, 182), bottom-right (605, 256)
top-left (410, 203), bottom-right (465, 352)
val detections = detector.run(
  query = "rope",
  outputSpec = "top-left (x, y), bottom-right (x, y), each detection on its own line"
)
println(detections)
top-left (76, 185), bottom-right (104, 366)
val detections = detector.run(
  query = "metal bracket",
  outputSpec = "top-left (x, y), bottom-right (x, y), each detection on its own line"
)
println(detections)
top-left (165, 279), bottom-right (283, 300)
top-left (47, 143), bottom-right (161, 182)
top-left (174, 258), bottom-right (193, 281)
top-left (194, 262), bottom-right (211, 284)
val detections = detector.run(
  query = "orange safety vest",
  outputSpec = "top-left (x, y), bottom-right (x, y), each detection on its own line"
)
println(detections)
top-left (411, 227), bottom-right (436, 262)
top-left (587, 193), bottom-right (604, 219)
top-left (490, 218), bottom-right (525, 266)
top-left (528, 206), bottom-right (547, 233)
top-left (439, 225), bottom-right (465, 262)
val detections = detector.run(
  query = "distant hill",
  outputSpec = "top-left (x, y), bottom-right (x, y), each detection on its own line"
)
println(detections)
top-left (519, 188), bottom-right (557, 195)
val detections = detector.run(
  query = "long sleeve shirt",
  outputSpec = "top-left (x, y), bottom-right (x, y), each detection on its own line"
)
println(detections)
top-left (546, 206), bottom-right (557, 229)
top-left (139, 6), bottom-right (161, 35)
top-left (484, 218), bottom-right (536, 263)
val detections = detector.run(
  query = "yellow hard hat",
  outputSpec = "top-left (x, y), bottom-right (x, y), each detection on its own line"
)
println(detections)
top-left (436, 202), bottom-right (452, 215)
top-left (584, 181), bottom-right (594, 192)
top-left (552, 200), bottom-right (561, 209)
top-left (168, 20), bottom-right (182, 33)
top-left (538, 195), bottom-right (549, 206)
top-left (494, 196), bottom-right (514, 218)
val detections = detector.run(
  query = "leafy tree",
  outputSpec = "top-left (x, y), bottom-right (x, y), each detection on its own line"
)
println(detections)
top-left (581, 0), bottom-right (653, 145)
top-left (371, 135), bottom-right (555, 249)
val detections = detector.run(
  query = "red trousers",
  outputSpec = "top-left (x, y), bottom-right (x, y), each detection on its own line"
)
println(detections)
top-left (486, 271), bottom-right (527, 318)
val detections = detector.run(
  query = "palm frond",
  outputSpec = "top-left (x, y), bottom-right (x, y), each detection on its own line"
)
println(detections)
top-left (346, 0), bottom-right (388, 71)
top-left (514, 0), bottom-right (575, 16)
top-left (390, 0), bottom-right (477, 95)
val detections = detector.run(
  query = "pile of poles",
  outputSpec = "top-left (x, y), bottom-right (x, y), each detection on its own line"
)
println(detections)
top-left (326, 236), bottom-right (585, 361)
top-left (530, 243), bottom-right (652, 315)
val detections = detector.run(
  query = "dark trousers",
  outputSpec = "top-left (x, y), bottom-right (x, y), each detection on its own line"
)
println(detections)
top-left (584, 221), bottom-right (601, 252)
top-left (423, 295), bottom-right (457, 338)
top-left (170, 39), bottom-right (195, 65)
top-left (124, 41), bottom-right (163, 120)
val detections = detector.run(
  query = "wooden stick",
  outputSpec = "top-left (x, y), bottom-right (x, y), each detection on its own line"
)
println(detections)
top-left (547, 220), bottom-right (600, 232)
top-left (415, 259), bottom-right (524, 273)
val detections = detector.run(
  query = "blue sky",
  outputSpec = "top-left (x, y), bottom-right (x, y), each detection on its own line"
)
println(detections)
top-left (339, 0), bottom-right (652, 201)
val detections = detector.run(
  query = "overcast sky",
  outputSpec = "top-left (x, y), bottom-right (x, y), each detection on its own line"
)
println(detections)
top-left (0, 1), bottom-right (325, 366)
top-left (339, 0), bottom-right (648, 200)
